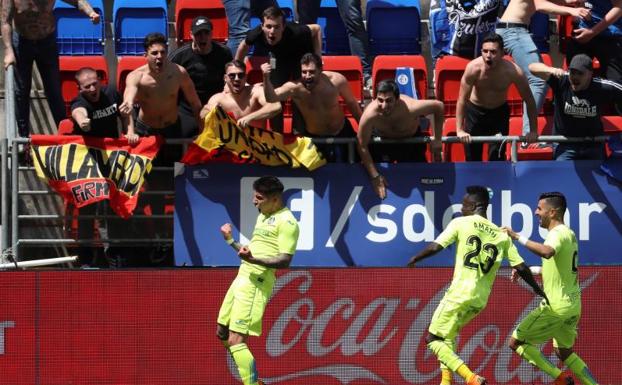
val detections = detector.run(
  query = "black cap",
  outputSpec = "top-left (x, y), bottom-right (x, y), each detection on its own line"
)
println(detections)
top-left (191, 16), bottom-right (213, 35)
top-left (568, 54), bottom-right (593, 73)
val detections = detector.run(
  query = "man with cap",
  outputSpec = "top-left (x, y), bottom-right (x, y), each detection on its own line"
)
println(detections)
top-left (529, 54), bottom-right (622, 160)
top-left (169, 16), bottom-right (233, 136)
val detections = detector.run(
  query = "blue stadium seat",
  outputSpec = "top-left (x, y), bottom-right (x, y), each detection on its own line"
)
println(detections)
top-left (53, 0), bottom-right (104, 55)
top-left (366, 0), bottom-right (422, 55)
top-left (113, 0), bottom-right (168, 55)
top-left (530, 11), bottom-right (550, 53)
top-left (317, 0), bottom-right (350, 55)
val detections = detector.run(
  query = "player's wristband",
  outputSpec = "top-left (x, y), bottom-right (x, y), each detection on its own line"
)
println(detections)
top-left (225, 238), bottom-right (235, 245)
top-left (517, 235), bottom-right (529, 246)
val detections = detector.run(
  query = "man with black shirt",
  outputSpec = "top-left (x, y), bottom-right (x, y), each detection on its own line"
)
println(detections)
top-left (70, 67), bottom-right (134, 267)
top-left (235, 6), bottom-right (321, 87)
top-left (169, 16), bottom-right (232, 137)
top-left (529, 54), bottom-right (622, 160)
top-left (71, 67), bottom-right (135, 142)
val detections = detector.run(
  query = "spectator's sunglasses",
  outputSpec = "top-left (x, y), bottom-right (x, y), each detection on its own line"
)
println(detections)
top-left (227, 72), bottom-right (246, 80)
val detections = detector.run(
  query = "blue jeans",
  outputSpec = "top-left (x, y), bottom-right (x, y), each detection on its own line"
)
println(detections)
top-left (12, 32), bottom-right (66, 137)
top-left (222, 0), bottom-right (277, 57)
top-left (554, 143), bottom-right (606, 160)
top-left (297, 0), bottom-right (372, 80)
top-left (497, 26), bottom-right (547, 135)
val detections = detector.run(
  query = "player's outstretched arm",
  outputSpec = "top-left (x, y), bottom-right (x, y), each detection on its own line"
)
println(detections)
top-left (407, 242), bottom-right (443, 267)
top-left (513, 263), bottom-right (550, 304)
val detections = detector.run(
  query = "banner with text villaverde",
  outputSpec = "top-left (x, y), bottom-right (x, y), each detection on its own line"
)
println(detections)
top-left (31, 135), bottom-right (162, 218)
top-left (180, 106), bottom-right (326, 171)
top-left (174, 161), bottom-right (622, 267)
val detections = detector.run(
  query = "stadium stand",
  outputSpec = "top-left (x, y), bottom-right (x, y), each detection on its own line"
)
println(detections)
top-left (113, 0), bottom-right (168, 55)
top-left (323, 55), bottom-right (363, 131)
top-left (175, 0), bottom-right (229, 44)
top-left (365, 0), bottom-right (422, 55)
top-left (442, 118), bottom-right (464, 162)
top-left (317, 0), bottom-right (350, 55)
top-left (53, 0), bottom-right (105, 55)
top-left (505, 54), bottom-right (554, 116)
top-left (116, 56), bottom-right (146, 94)
top-left (371, 55), bottom-right (427, 100)
top-left (603, 115), bottom-right (622, 135)
top-left (322, 55), bottom-right (364, 107)
top-left (59, 56), bottom-right (110, 117)
top-left (433, 55), bottom-right (470, 117)
top-left (508, 116), bottom-right (554, 160)
top-left (557, 15), bottom-right (574, 54)
top-left (57, 118), bottom-right (75, 136)
top-left (530, 11), bottom-right (550, 53)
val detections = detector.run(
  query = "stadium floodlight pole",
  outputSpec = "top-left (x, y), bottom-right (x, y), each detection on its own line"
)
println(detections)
top-left (0, 256), bottom-right (79, 270)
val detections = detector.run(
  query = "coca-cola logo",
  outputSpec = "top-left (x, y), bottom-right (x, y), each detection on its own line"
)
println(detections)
top-left (229, 270), bottom-right (599, 384)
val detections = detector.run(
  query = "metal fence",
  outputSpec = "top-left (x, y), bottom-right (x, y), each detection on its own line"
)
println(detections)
top-left (0, 63), bottom-right (611, 264)
top-left (1, 134), bottom-right (609, 264)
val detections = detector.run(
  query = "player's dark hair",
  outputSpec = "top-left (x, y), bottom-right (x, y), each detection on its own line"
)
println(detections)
top-left (262, 6), bottom-right (285, 23)
top-left (253, 176), bottom-right (284, 197)
top-left (466, 185), bottom-right (490, 212)
top-left (539, 192), bottom-right (567, 216)
top-left (225, 59), bottom-right (246, 73)
top-left (300, 52), bottom-right (323, 70)
top-left (482, 33), bottom-right (504, 51)
top-left (376, 79), bottom-right (400, 98)
top-left (144, 32), bottom-right (167, 51)
top-left (74, 67), bottom-right (98, 82)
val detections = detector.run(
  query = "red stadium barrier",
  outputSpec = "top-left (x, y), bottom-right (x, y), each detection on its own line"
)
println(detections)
top-left (0, 268), bottom-right (619, 385)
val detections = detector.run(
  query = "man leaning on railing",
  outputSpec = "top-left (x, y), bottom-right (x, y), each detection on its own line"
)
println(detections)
top-left (529, 54), bottom-right (622, 160)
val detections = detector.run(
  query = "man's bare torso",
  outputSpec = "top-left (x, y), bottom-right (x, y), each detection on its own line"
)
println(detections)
top-left (293, 71), bottom-right (345, 136)
top-left (499, 0), bottom-right (536, 24)
top-left (470, 58), bottom-right (516, 109)
top-left (370, 101), bottom-right (420, 138)
top-left (134, 64), bottom-right (182, 129)
top-left (10, 0), bottom-right (56, 39)
top-left (218, 85), bottom-right (266, 128)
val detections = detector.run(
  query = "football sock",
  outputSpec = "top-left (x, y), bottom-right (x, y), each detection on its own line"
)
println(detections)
top-left (440, 368), bottom-right (453, 385)
top-left (565, 353), bottom-right (599, 385)
top-left (515, 344), bottom-right (561, 379)
top-left (456, 364), bottom-right (474, 382)
top-left (428, 339), bottom-right (465, 372)
top-left (229, 343), bottom-right (260, 385)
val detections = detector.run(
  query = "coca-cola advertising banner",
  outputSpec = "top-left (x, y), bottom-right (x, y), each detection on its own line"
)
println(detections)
top-left (174, 162), bottom-right (622, 267)
top-left (0, 268), bottom-right (619, 385)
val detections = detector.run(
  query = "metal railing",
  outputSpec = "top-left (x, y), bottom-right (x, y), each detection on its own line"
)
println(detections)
top-left (3, 134), bottom-right (610, 261)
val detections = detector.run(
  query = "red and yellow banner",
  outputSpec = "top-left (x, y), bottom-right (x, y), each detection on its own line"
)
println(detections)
top-left (181, 106), bottom-right (326, 171)
top-left (30, 135), bottom-right (163, 218)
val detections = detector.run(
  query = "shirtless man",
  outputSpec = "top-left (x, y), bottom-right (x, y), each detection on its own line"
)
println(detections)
top-left (497, 0), bottom-right (590, 139)
top-left (119, 33), bottom-right (202, 139)
top-left (1, 0), bottom-right (99, 137)
top-left (457, 33), bottom-right (538, 161)
top-left (262, 52), bottom-right (362, 162)
top-left (357, 79), bottom-right (444, 199)
top-left (201, 59), bottom-right (281, 129)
